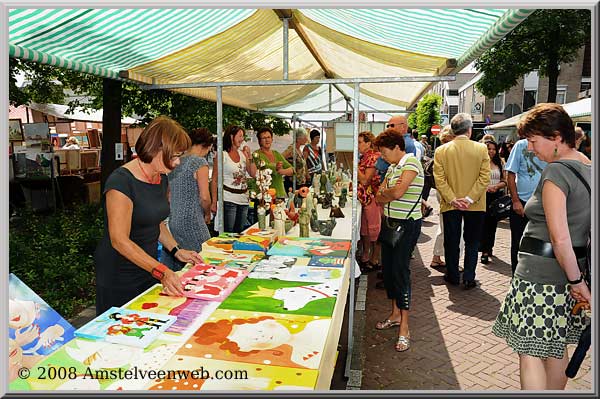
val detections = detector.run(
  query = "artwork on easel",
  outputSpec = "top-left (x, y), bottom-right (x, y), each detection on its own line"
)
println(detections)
top-left (74, 307), bottom-right (176, 348)
top-left (23, 122), bottom-right (50, 142)
top-left (148, 357), bottom-right (319, 390)
top-left (124, 284), bottom-right (219, 338)
top-left (176, 309), bottom-right (331, 370)
top-left (9, 273), bottom-right (76, 382)
top-left (180, 264), bottom-right (248, 301)
top-left (267, 237), bottom-right (351, 258)
top-left (219, 278), bottom-right (338, 317)
top-left (9, 119), bottom-right (24, 141)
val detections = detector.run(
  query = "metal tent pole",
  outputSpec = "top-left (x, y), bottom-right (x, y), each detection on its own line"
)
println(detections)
top-left (345, 82), bottom-right (360, 378)
top-left (282, 18), bottom-right (289, 80)
top-left (292, 126), bottom-right (297, 192)
top-left (216, 86), bottom-right (224, 233)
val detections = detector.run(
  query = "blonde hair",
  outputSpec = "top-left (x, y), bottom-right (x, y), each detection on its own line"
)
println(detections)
top-left (66, 137), bottom-right (79, 145)
top-left (439, 125), bottom-right (455, 144)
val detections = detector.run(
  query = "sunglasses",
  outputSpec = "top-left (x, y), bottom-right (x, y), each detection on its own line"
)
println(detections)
top-left (386, 123), bottom-right (405, 128)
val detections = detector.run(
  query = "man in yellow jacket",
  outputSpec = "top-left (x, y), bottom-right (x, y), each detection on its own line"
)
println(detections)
top-left (433, 113), bottom-right (490, 289)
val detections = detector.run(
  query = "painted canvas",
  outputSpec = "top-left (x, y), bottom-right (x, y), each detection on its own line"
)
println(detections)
top-left (248, 256), bottom-right (311, 280)
top-left (202, 237), bottom-right (264, 256)
top-left (284, 266), bottom-right (343, 285)
top-left (23, 122), bottom-right (50, 141)
top-left (200, 251), bottom-right (261, 267)
top-left (176, 309), bottom-right (331, 370)
top-left (219, 278), bottom-right (338, 317)
top-left (9, 337), bottom-right (181, 391)
top-left (74, 307), bottom-right (176, 348)
top-left (308, 256), bottom-right (347, 268)
top-left (180, 264), bottom-right (249, 301)
top-left (9, 119), bottom-right (24, 141)
top-left (9, 274), bottom-right (76, 383)
top-left (148, 357), bottom-right (318, 390)
top-left (267, 237), bottom-right (351, 258)
top-left (124, 284), bottom-right (219, 338)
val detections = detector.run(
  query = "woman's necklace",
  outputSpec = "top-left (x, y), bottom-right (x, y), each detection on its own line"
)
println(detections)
top-left (138, 158), bottom-right (160, 184)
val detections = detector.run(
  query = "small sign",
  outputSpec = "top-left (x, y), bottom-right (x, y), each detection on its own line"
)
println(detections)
top-left (430, 125), bottom-right (442, 136)
top-left (115, 143), bottom-right (124, 160)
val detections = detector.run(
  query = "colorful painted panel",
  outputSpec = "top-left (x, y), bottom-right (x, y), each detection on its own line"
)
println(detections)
top-left (267, 237), bottom-right (351, 258)
top-left (176, 309), bottom-right (331, 370)
top-left (180, 264), bottom-right (249, 301)
top-left (219, 278), bottom-right (338, 316)
top-left (247, 259), bottom-right (294, 280)
top-left (284, 266), bottom-right (343, 285)
top-left (125, 285), bottom-right (219, 338)
top-left (74, 307), bottom-right (176, 348)
top-left (200, 251), bottom-right (261, 267)
top-left (308, 256), bottom-right (347, 268)
top-left (9, 337), bottom-right (180, 391)
top-left (148, 357), bottom-right (318, 390)
top-left (202, 237), bottom-right (264, 256)
top-left (9, 273), bottom-right (76, 383)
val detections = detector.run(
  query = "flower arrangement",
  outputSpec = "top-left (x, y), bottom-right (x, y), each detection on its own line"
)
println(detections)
top-left (249, 152), bottom-right (273, 208)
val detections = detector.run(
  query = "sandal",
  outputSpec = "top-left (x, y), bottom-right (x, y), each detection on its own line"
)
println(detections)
top-left (430, 260), bottom-right (446, 269)
top-left (367, 261), bottom-right (381, 271)
top-left (395, 334), bottom-right (411, 352)
top-left (375, 319), bottom-right (401, 330)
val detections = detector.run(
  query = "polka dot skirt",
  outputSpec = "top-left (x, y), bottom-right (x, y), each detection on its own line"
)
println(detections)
top-left (492, 277), bottom-right (586, 359)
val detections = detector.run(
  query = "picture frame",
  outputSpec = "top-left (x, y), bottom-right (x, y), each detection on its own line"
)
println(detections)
top-left (9, 119), bottom-right (24, 142)
top-left (23, 122), bottom-right (50, 141)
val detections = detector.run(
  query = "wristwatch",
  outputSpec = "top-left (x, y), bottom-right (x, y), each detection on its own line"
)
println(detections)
top-left (465, 196), bottom-right (474, 204)
top-left (168, 244), bottom-right (180, 258)
top-left (151, 263), bottom-right (168, 280)
top-left (567, 274), bottom-right (584, 285)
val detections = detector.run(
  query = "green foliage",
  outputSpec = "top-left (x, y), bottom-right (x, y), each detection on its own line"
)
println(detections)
top-left (475, 9), bottom-right (590, 102)
top-left (9, 203), bottom-right (104, 319)
top-left (9, 59), bottom-right (291, 135)
top-left (407, 112), bottom-right (417, 130)
top-left (414, 93), bottom-right (442, 135)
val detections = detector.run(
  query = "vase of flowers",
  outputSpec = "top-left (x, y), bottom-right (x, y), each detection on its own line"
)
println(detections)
top-left (250, 152), bottom-right (273, 230)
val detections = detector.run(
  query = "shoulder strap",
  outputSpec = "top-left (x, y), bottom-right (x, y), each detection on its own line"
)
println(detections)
top-left (554, 161), bottom-right (590, 197)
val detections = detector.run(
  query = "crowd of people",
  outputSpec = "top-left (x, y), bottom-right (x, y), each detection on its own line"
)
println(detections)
top-left (94, 102), bottom-right (590, 390)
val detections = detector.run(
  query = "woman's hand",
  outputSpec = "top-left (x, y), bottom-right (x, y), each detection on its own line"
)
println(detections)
top-left (275, 161), bottom-right (283, 173)
top-left (161, 269), bottom-right (184, 297)
top-left (175, 249), bottom-right (204, 265)
top-left (241, 145), bottom-right (252, 161)
top-left (211, 201), bottom-right (218, 214)
top-left (570, 281), bottom-right (591, 305)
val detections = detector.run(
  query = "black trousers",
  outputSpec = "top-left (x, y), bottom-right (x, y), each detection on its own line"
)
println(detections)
top-left (96, 278), bottom-right (154, 316)
top-left (480, 191), bottom-right (503, 254)
top-left (443, 210), bottom-right (485, 283)
top-left (381, 218), bottom-right (422, 310)
top-left (509, 199), bottom-right (529, 275)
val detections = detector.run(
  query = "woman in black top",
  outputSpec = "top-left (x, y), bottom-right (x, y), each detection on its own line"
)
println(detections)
top-left (94, 116), bottom-right (203, 315)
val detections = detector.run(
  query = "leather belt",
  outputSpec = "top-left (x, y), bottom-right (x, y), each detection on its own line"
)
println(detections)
top-left (223, 185), bottom-right (248, 194)
top-left (519, 236), bottom-right (587, 259)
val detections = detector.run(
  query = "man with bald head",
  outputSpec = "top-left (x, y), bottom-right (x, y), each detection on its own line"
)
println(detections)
top-left (386, 115), bottom-right (416, 156)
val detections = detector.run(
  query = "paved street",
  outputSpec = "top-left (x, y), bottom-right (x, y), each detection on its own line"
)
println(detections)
top-left (359, 193), bottom-right (592, 391)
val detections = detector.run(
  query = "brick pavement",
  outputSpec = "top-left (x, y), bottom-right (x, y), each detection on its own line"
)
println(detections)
top-left (360, 194), bottom-right (592, 391)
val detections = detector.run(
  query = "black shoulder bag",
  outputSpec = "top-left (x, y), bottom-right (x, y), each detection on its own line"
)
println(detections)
top-left (378, 192), bottom-right (422, 248)
top-left (555, 161), bottom-right (591, 288)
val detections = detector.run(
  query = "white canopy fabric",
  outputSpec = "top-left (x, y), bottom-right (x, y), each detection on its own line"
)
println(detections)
top-left (9, 8), bottom-right (534, 111)
top-left (487, 97), bottom-right (592, 130)
top-left (27, 102), bottom-right (140, 124)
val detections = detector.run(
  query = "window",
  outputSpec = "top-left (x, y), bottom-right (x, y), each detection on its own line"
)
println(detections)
top-left (448, 89), bottom-right (459, 96)
top-left (493, 93), bottom-right (505, 113)
top-left (555, 86), bottom-right (567, 104)
top-left (523, 90), bottom-right (537, 111)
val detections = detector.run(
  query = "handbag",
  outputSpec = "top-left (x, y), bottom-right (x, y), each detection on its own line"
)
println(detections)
top-left (378, 192), bottom-right (421, 248)
top-left (555, 161), bottom-right (591, 289)
top-left (489, 194), bottom-right (512, 219)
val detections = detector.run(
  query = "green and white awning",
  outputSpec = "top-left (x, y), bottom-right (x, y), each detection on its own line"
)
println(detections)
top-left (9, 8), bottom-right (533, 111)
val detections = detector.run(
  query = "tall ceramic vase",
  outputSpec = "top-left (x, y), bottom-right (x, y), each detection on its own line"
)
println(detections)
top-left (257, 206), bottom-right (266, 230)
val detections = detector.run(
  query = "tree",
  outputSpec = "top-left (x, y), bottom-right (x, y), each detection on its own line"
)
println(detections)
top-left (475, 9), bottom-right (590, 103)
top-left (9, 59), bottom-right (291, 135)
top-left (407, 112), bottom-right (417, 130)
top-left (414, 93), bottom-right (442, 135)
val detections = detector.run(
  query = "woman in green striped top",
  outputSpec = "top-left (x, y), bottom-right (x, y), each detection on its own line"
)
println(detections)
top-left (373, 128), bottom-right (424, 353)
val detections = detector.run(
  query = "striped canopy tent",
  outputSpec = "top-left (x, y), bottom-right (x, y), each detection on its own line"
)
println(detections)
top-left (9, 8), bottom-right (534, 112)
